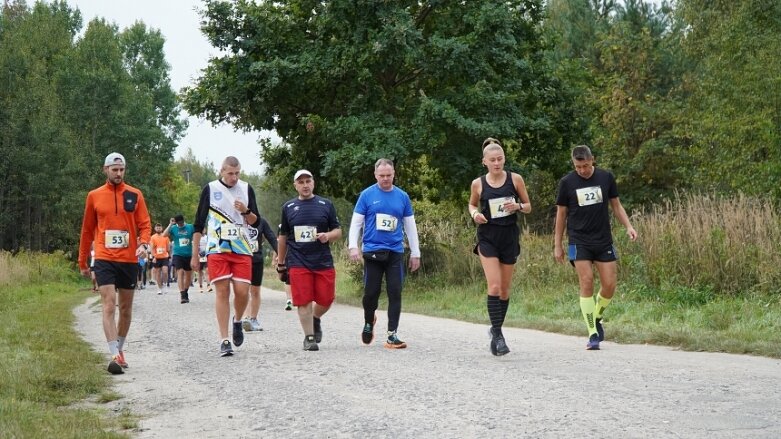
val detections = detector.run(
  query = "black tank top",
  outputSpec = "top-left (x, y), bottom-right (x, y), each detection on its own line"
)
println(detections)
top-left (479, 171), bottom-right (519, 226)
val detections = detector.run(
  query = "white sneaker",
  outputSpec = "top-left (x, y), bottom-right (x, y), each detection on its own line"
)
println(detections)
top-left (249, 318), bottom-right (262, 332)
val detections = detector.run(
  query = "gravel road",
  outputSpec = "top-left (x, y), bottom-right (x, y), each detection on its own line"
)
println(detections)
top-left (74, 286), bottom-right (781, 438)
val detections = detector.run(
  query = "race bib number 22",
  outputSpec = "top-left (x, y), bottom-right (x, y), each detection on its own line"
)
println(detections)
top-left (576, 186), bottom-right (603, 207)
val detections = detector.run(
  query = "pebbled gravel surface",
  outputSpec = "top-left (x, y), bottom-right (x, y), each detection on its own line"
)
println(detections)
top-left (74, 286), bottom-right (781, 438)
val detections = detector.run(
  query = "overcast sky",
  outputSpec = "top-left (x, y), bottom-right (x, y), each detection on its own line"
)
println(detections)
top-left (69, 0), bottom-right (274, 174)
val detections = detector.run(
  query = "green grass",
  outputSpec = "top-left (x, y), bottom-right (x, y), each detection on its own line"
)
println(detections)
top-left (0, 252), bottom-right (134, 438)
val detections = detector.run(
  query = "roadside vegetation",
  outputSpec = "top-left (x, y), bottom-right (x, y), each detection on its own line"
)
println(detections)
top-left (0, 251), bottom-right (133, 438)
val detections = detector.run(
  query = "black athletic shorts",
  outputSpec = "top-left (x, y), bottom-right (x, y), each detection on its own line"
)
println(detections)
top-left (93, 260), bottom-right (138, 290)
top-left (251, 260), bottom-right (264, 286)
top-left (568, 243), bottom-right (617, 265)
top-left (474, 223), bottom-right (521, 265)
top-left (152, 257), bottom-right (169, 268)
top-left (172, 255), bottom-right (192, 271)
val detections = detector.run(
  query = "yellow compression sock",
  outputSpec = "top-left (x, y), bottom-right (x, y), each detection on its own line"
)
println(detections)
top-left (580, 296), bottom-right (597, 336)
top-left (595, 294), bottom-right (613, 319)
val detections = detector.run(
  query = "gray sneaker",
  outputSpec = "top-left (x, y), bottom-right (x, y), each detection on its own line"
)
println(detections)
top-left (303, 335), bottom-right (319, 351)
top-left (241, 318), bottom-right (252, 332)
top-left (249, 318), bottom-right (262, 332)
top-left (220, 340), bottom-right (233, 357)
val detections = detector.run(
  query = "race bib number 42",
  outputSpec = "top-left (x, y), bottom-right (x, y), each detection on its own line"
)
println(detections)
top-left (375, 213), bottom-right (398, 232)
top-left (294, 226), bottom-right (317, 242)
top-left (576, 186), bottom-right (604, 207)
top-left (104, 230), bottom-right (129, 249)
top-left (488, 197), bottom-right (514, 219)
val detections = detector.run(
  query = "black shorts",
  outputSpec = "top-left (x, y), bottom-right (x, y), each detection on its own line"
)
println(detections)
top-left (251, 260), bottom-right (264, 286)
top-left (172, 255), bottom-right (192, 271)
top-left (474, 223), bottom-right (521, 265)
top-left (93, 260), bottom-right (138, 290)
top-left (568, 243), bottom-right (617, 265)
top-left (152, 257), bottom-right (169, 268)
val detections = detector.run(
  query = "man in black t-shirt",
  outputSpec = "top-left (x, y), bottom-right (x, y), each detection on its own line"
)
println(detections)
top-left (554, 145), bottom-right (638, 350)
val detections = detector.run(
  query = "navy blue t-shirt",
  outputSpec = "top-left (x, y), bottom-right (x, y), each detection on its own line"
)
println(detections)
top-left (280, 195), bottom-right (340, 270)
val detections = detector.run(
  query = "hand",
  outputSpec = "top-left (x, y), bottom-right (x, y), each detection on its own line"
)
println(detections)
top-left (473, 212), bottom-right (487, 225)
top-left (348, 248), bottom-right (361, 262)
top-left (190, 254), bottom-right (200, 272)
top-left (80, 268), bottom-right (90, 278)
top-left (135, 244), bottom-right (147, 257)
top-left (169, 218), bottom-right (175, 224)
top-left (233, 200), bottom-right (247, 213)
top-left (317, 232), bottom-right (330, 243)
top-left (627, 227), bottom-right (638, 241)
top-left (554, 246), bottom-right (565, 264)
top-left (409, 256), bottom-right (421, 272)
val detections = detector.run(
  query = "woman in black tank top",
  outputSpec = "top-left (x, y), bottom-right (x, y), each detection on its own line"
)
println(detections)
top-left (467, 138), bottom-right (532, 356)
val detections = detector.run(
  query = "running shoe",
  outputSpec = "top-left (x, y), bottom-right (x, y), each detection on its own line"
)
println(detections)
top-left (180, 291), bottom-right (190, 304)
top-left (361, 314), bottom-right (377, 345)
top-left (595, 318), bottom-right (604, 342)
top-left (384, 331), bottom-right (407, 349)
top-left (285, 299), bottom-right (293, 311)
top-left (232, 320), bottom-right (244, 347)
top-left (207, 284), bottom-right (213, 292)
top-left (241, 317), bottom-right (252, 332)
top-left (249, 318), bottom-right (262, 332)
top-left (303, 335), bottom-right (319, 351)
top-left (107, 356), bottom-right (124, 375)
top-left (220, 340), bottom-right (233, 357)
top-left (488, 328), bottom-right (498, 356)
top-left (313, 318), bottom-right (322, 343)
top-left (491, 327), bottom-right (510, 356)
top-left (116, 351), bottom-right (128, 368)
top-left (586, 333), bottom-right (601, 350)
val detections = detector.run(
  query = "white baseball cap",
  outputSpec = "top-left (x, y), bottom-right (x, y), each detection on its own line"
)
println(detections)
top-left (293, 169), bottom-right (313, 181)
top-left (104, 152), bottom-right (126, 167)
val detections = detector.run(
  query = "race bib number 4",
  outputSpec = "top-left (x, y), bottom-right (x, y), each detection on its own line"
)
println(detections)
top-left (104, 230), bottom-right (129, 249)
top-left (294, 225), bottom-right (317, 242)
top-left (375, 213), bottom-right (398, 232)
top-left (576, 186), bottom-right (604, 207)
top-left (488, 197), bottom-right (514, 219)
top-left (220, 223), bottom-right (240, 241)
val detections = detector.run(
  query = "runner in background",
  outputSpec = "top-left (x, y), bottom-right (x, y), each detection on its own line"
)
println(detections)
top-left (242, 216), bottom-right (278, 331)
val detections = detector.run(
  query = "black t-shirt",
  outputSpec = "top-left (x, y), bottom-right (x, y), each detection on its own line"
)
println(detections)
top-left (555, 168), bottom-right (618, 246)
top-left (280, 195), bottom-right (340, 270)
top-left (479, 171), bottom-right (519, 227)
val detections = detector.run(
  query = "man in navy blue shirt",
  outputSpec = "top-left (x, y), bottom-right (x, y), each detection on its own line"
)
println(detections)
top-left (276, 170), bottom-right (342, 351)
top-left (348, 158), bottom-right (421, 349)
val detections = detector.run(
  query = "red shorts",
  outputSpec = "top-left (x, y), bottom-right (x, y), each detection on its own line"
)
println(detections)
top-left (289, 267), bottom-right (335, 307)
top-left (207, 253), bottom-right (252, 284)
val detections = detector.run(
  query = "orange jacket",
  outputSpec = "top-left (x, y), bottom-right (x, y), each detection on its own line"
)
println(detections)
top-left (79, 181), bottom-right (151, 270)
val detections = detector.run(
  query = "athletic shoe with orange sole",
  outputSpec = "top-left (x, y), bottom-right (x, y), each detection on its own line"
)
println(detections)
top-left (107, 356), bottom-right (124, 375)
top-left (116, 351), bottom-right (128, 368)
top-left (384, 331), bottom-right (407, 349)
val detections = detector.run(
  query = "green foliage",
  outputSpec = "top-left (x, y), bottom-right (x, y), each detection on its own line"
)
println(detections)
top-left (183, 0), bottom-right (583, 201)
top-left (0, 2), bottom-right (186, 254)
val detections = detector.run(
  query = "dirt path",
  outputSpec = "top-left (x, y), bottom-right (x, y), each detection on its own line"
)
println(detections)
top-left (74, 287), bottom-right (781, 438)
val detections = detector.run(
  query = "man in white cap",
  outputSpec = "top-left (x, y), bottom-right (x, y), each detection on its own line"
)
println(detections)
top-left (79, 152), bottom-right (152, 374)
top-left (276, 169), bottom-right (341, 351)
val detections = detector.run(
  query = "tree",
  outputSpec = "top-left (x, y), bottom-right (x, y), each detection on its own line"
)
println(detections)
top-left (183, 0), bottom-right (582, 201)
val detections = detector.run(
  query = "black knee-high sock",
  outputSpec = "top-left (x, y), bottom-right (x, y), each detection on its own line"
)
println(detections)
top-left (499, 298), bottom-right (510, 326)
top-left (487, 295), bottom-right (503, 331)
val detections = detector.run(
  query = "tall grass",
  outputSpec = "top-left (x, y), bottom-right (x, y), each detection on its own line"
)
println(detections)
top-left (0, 251), bottom-right (131, 437)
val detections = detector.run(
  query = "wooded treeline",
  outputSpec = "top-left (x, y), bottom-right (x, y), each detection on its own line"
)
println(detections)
top-left (2, 0), bottom-right (780, 253)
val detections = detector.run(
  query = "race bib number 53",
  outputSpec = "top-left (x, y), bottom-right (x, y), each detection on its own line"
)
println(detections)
top-left (576, 186), bottom-right (603, 207)
top-left (104, 230), bottom-right (129, 249)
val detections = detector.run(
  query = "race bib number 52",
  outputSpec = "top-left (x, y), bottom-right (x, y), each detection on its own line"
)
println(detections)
top-left (576, 186), bottom-right (603, 207)
top-left (375, 213), bottom-right (398, 232)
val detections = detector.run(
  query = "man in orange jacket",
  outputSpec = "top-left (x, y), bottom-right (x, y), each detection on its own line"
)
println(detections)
top-left (79, 152), bottom-right (151, 375)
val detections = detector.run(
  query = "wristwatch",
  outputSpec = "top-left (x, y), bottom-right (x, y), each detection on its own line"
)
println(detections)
top-left (241, 209), bottom-right (252, 215)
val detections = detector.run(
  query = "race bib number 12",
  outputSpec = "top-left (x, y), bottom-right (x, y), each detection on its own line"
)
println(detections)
top-left (220, 223), bottom-right (240, 241)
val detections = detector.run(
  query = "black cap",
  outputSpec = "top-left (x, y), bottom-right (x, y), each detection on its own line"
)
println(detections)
top-left (174, 214), bottom-right (184, 223)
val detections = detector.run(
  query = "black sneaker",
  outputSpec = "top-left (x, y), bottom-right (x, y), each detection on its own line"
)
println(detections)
top-left (586, 333), bottom-right (600, 350)
top-left (313, 317), bottom-right (323, 343)
top-left (361, 314), bottom-right (377, 345)
top-left (220, 340), bottom-right (233, 357)
top-left (303, 335), bottom-right (319, 351)
top-left (492, 327), bottom-right (510, 356)
top-left (384, 331), bottom-right (407, 349)
top-left (107, 355), bottom-right (124, 375)
top-left (180, 291), bottom-right (190, 304)
top-left (595, 318), bottom-right (604, 341)
top-left (232, 320), bottom-right (244, 347)
top-left (488, 328), bottom-right (498, 356)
